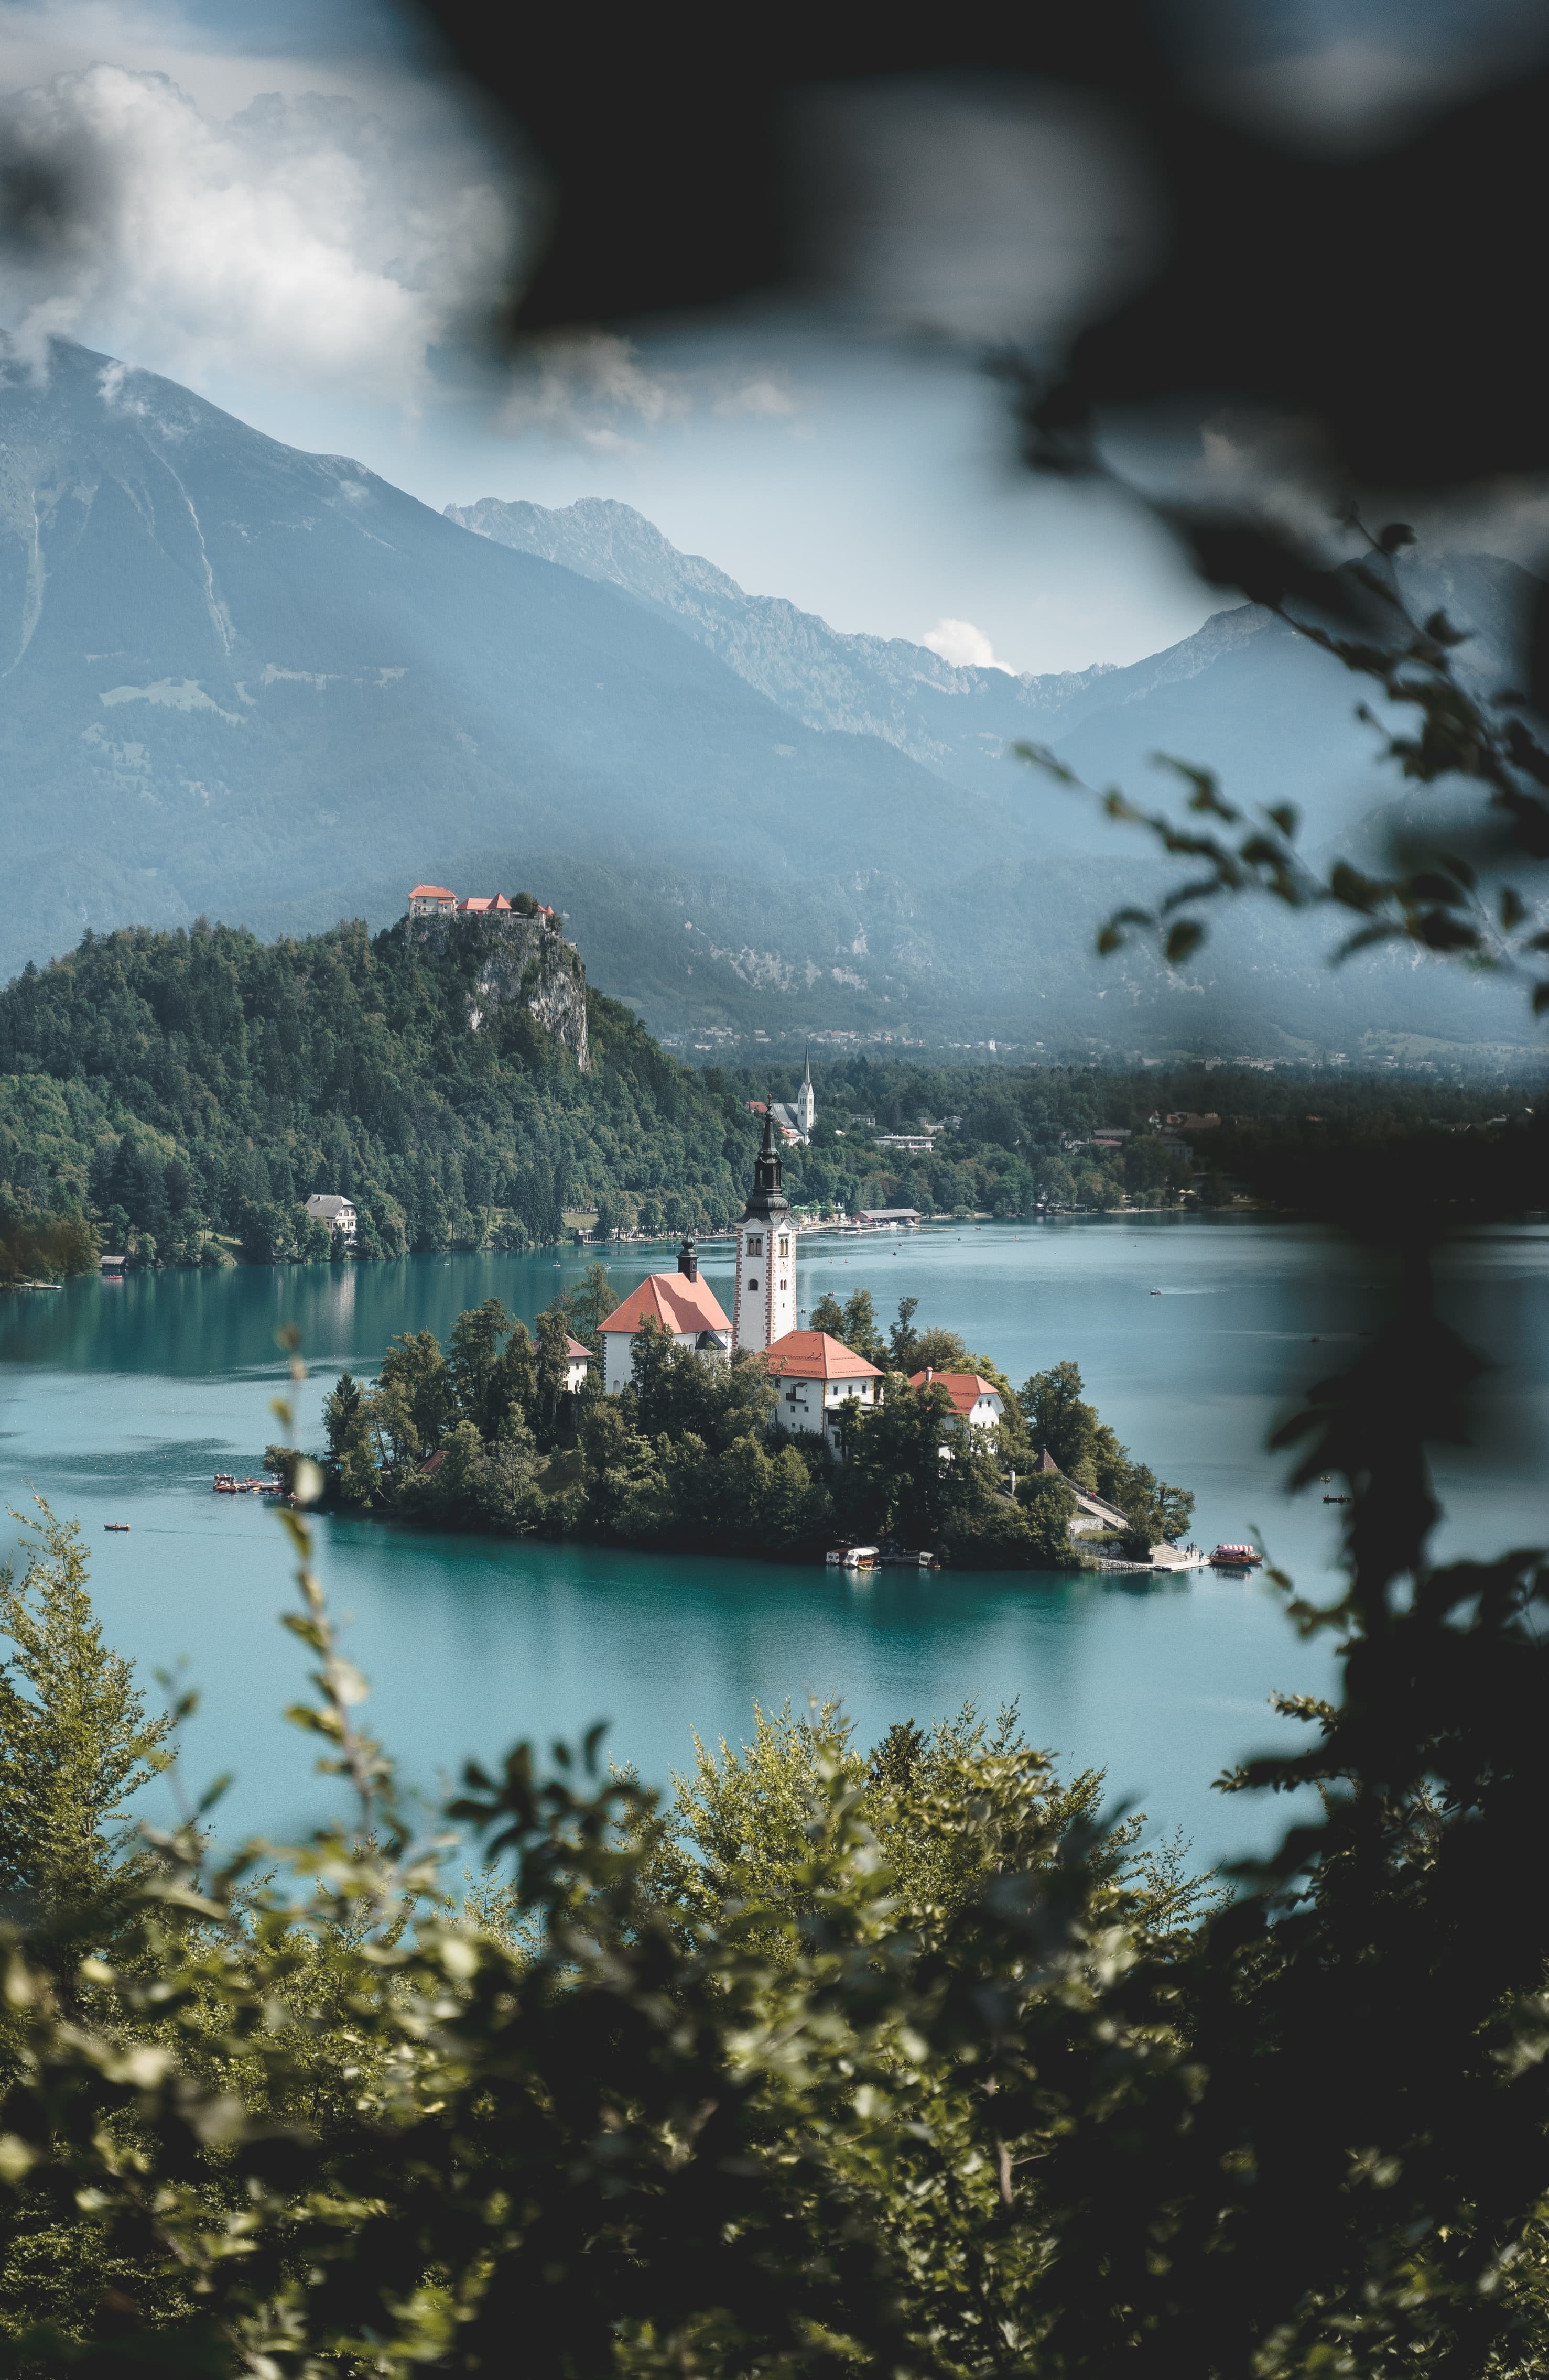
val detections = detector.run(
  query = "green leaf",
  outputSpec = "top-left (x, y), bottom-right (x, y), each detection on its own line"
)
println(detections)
top-left (281, 1613), bottom-right (329, 1652)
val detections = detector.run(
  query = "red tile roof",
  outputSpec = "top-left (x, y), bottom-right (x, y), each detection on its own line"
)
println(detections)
top-left (410, 884), bottom-right (454, 900)
top-left (766, 1330), bottom-right (882, 1382)
top-left (565, 1335), bottom-right (591, 1361)
top-left (460, 896), bottom-right (495, 912)
top-left (599, 1271), bottom-right (731, 1337)
top-left (908, 1370), bottom-right (1003, 1417)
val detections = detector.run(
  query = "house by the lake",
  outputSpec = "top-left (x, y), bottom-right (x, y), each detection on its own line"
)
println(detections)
top-left (765, 1329), bottom-right (882, 1454)
top-left (909, 1370), bottom-right (1004, 1431)
top-left (305, 1194), bottom-right (357, 1242)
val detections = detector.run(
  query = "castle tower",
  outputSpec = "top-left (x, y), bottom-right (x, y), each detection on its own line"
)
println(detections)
top-left (733, 1106), bottom-right (797, 1353)
top-left (795, 1045), bottom-right (816, 1139)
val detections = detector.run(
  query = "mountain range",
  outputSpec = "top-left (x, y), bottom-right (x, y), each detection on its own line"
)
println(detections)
top-left (0, 338), bottom-right (1535, 1061)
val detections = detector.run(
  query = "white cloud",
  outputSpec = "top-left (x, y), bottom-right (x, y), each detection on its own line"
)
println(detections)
top-left (0, 62), bottom-right (518, 401)
top-left (711, 374), bottom-right (797, 419)
top-left (494, 337), bottom-right (804, 450)
top-left (922, 616), bottom-right (1013, 672)
top-left (495, 333), bottom-right (691, 452)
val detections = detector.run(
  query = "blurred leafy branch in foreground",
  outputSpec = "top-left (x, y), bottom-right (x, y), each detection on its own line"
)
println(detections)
top-left (1016, 507), bottom-right (1549, 1013)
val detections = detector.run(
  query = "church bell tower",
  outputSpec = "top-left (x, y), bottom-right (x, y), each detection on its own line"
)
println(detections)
top-left (733, 1106), bottom-right (797, 1353)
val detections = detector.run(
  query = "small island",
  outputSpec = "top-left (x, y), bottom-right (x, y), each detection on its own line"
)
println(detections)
top-left (280, 1111), bottom-right (1194, 1572)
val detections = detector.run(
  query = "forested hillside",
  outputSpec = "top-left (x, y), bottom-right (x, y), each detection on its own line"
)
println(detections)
top-left (728, 1057), bottom-right (1547, 1220)
top-left (0, 915), bottom-right (746, 1264)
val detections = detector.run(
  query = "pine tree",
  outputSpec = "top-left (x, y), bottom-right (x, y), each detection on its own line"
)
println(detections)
top-left (0, 1502), bottom-right (171, 1940)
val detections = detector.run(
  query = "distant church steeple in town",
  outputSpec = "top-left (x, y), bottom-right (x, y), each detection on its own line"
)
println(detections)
top-left (733, 1104), bottom-right (797, 1353)
top-left (764, 1052), bottom-right (815, 1146)
top-left (795, 1045), bottom-right (816, 1139)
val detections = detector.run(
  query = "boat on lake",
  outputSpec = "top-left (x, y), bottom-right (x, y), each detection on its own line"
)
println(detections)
top-left (104, 1522), bottom-right (130, 1531)
top-left (213, 1474), bottom-right (283, 1495)
top-left (826, 1545), bottom-right (880, 1571)
top-left (1209, 1542), bottom-right (1263, 1569)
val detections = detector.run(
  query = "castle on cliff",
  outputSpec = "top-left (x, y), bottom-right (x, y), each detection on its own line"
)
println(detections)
top-left (409, 884), bottom-right (559, 927)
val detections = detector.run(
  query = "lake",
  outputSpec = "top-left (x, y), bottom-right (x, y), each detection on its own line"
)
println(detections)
top-left (2, 1218), bottom-right (1545, 1867)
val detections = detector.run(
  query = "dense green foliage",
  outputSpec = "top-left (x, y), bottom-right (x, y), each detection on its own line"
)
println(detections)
top-left (2, 1429), bottom-right (1547, 2378)
top-left (300, 1281), bottom-right (1190, 1568)
top-left (0, 1199), bottom-right (96, 1285)
top-left (713, 1057), bottom-right (1545, 1219)
top-left (0, 918), bottom-right (751, 1266)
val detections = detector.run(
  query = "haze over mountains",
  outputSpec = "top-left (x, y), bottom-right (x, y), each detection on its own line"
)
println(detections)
top-left (0, 339), bottom-right (1534, 1060)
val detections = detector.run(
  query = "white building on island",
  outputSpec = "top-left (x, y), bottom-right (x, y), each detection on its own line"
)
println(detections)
top-left (733, 1107), bottom-right (798, 1353)
top-left (908, 1370), bottom-right (1003, 1432)
top-left (766, 1330), bottom-right (881, 1455)
top-left (597, 1240), bottom-right (732, 1392)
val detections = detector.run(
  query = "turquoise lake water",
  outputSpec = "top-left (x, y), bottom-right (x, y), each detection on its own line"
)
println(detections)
top-left (2, 1219), bottom-right (1545, 1867)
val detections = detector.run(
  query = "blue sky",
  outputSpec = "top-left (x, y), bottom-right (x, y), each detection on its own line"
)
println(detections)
top-left (1, 0), bottom-right (1539, 672)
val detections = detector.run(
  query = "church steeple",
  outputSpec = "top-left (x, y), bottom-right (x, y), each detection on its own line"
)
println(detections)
top-left (795, 1045), bottom-right (815, 1138)
top-left (733, 1102), bottom-right (796, 1352)
top-left (746, 1101), bottom-right (788, 1215)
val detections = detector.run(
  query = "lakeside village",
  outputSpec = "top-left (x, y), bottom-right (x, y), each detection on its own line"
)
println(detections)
top-left (266, 1096), bottom-right (1243, 1580)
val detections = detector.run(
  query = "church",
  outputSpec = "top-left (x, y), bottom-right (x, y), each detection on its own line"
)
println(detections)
top-left (731, 1105), bottom-right (799, 1351)
top-left (757, 1050), bottom-right (816, 1146)
top-left (598, 1102), bottom-right (802, 1378)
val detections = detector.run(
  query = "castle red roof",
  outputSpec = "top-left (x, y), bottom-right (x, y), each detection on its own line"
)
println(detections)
top-left (908, 1370), bottom-right (1002, 1416)
top-left (410, 884), bottom-right (453, 901)
top-left (765, 1330), bottom-right (881, 1382)
top-left (599, 1272), bottom-right (731, 1338)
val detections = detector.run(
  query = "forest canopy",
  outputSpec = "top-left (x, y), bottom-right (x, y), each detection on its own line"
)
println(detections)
top-left (0, 917), bottom-right (750, 1265)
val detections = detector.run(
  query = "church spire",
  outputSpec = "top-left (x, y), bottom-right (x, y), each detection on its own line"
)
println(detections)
top-left (795, 1045), bottom-right (816, 1138)
top-left (733, 1099), bottom-right (796, 1352)
top-left (749, 1099), bottom-right (785, 1208)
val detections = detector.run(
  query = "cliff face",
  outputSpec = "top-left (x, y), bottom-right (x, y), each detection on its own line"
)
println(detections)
top-left (404, 912), bottom-right (590, 1071)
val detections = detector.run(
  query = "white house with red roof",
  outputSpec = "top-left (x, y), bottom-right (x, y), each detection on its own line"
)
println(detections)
top-left (409, 884), bottom-right (457, 916)
top-left (563, 1335), bottom-right (591, 1394)
top-left (765, 1330), bottom-right (881, 1453)
top-left (598, 1239), bottom-right (732, 1392)
top-left (908, 1370), bottom-right (1005, 1432)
